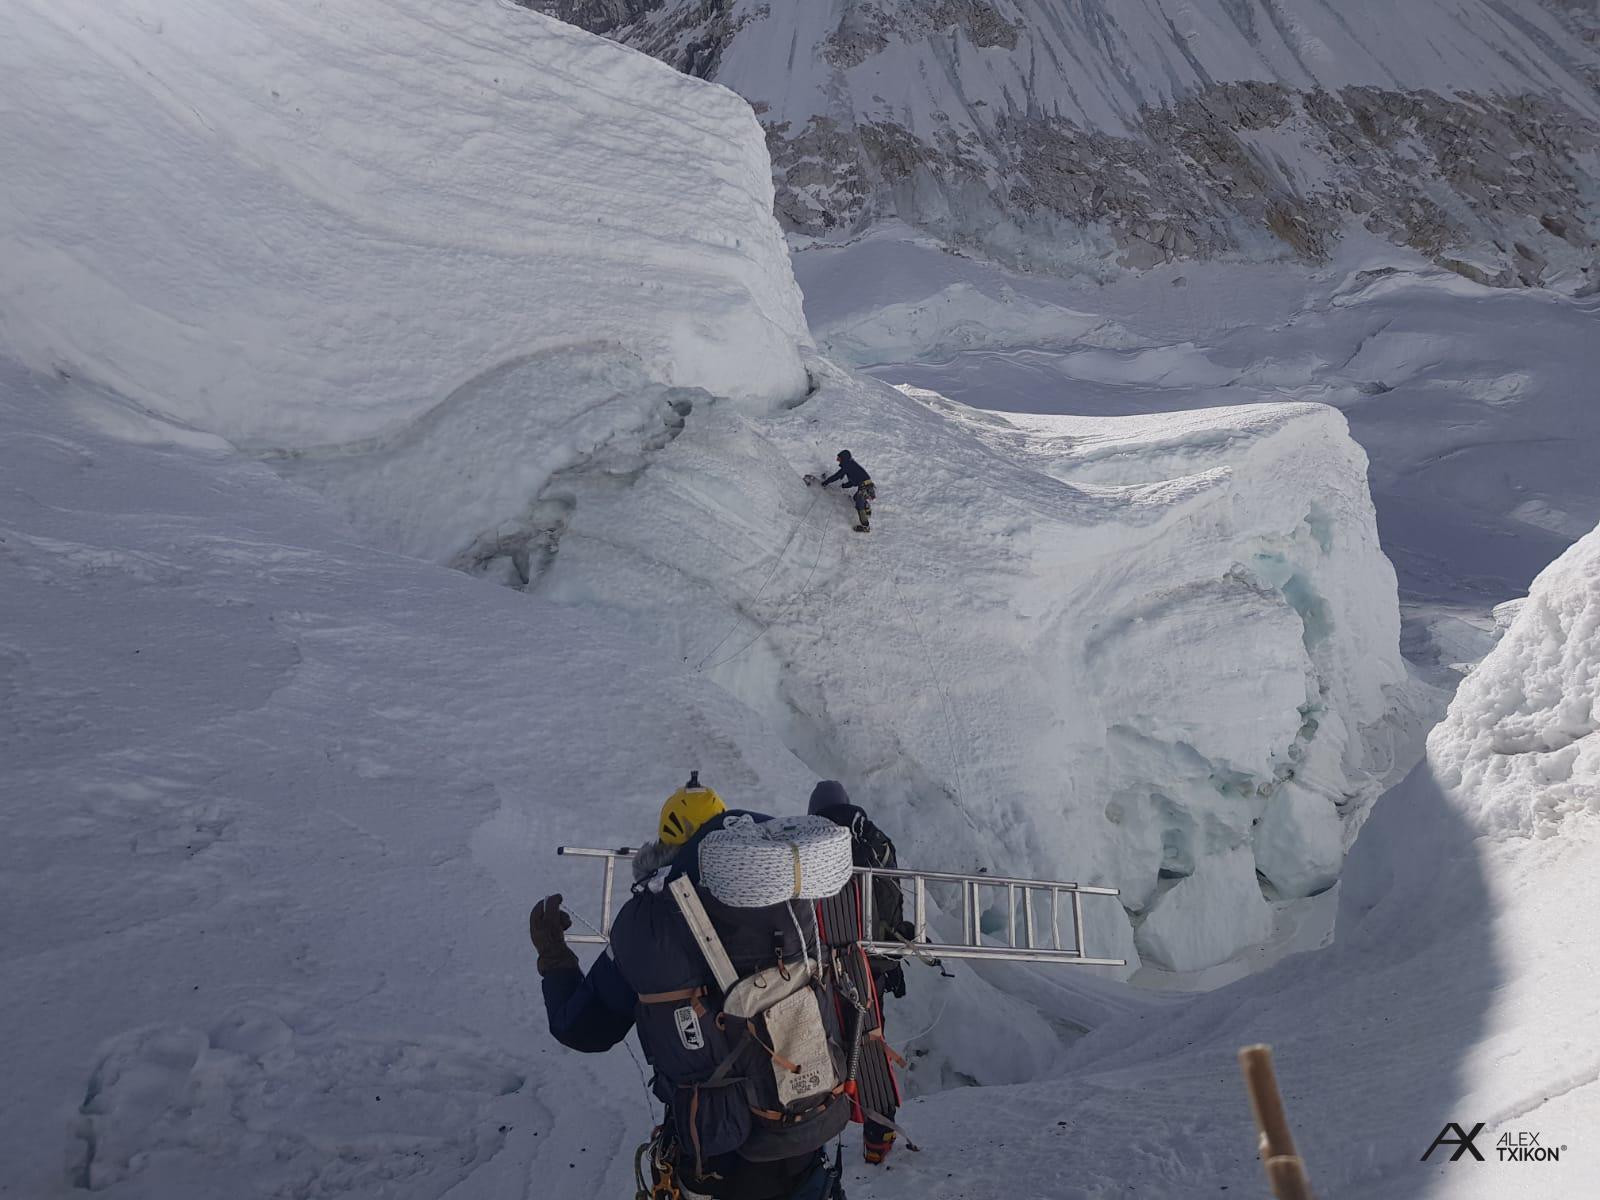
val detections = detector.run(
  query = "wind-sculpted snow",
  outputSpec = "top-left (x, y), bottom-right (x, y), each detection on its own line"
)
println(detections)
top-left (1432, 523), bottom-right (1600, 836)
top-left (0, 0), bottom-right (809, 449)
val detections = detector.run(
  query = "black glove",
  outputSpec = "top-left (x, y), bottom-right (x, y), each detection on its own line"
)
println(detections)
top-left (894, 921), bottom-right (917, 942)
top-left (529, 894), bottom-right (579, 976)
top-left (882, 963), bottom-right (907, 1000)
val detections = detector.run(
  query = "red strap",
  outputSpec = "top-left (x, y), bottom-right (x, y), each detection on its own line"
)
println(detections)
top-left (870, 1029), bottom-right (908, 1068)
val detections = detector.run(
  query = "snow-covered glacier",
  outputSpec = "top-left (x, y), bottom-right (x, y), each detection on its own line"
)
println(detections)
top-left (0, 0), bottom-right (1418, 981)
top-left (532, 366), bottom-right (1419, 972)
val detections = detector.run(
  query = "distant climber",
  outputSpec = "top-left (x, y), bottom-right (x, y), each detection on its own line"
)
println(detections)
top-left (809, 780), bottom-right (910, 1165)
top-left (816, 451), bottom-right (874, 533)
top-left (530, 774), bottom-right (850, 1200)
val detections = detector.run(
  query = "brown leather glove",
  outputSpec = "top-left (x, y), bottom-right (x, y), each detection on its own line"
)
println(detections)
top-left (529, 894), bottom-right (579, 976)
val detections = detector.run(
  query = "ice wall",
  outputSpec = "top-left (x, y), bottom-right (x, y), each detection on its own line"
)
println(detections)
top-left (1432, 522), bottom-right (1600, 837)
top-left (0, 0), bottom-right (809, 450)
top-left (532, 366), bottom-right (1419, 973)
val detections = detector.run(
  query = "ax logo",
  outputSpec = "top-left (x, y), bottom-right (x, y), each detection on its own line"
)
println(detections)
top-left (1422, 1122), bottom-right (1486, 1163)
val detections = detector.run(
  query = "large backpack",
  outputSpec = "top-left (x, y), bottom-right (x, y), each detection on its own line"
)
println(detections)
top-left (822, 806), bottom-right (904, 948)
top-left (611, 819), bottom-right (855, 1179)
top-left (857, 812), bottom-right (903, 939)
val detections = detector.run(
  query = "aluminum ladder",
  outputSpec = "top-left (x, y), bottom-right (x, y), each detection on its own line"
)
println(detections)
top-left (555, 845), bottom-right (1126, 967)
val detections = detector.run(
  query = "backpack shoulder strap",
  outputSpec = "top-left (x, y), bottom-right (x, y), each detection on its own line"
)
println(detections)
top-left (851, 810), bottom-right (896, 869)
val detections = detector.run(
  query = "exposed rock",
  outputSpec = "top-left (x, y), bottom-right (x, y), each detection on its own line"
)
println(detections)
top-left (524, 0), bottom-right (752, 79)
top-left (1538, 0), bottom-right (1600, 91)
top-left (523, 0), bottom-right (667, 37)
top-left (527, 0), bottom-right (1600, 287)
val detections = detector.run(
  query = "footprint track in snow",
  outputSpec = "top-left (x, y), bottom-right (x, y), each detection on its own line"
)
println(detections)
top-left (70, 1008), bottom-right (529, 1197)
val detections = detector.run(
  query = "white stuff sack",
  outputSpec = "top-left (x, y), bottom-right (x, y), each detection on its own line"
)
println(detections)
top-left (723, 961), bottom-right (839, 1108)
top-left (699, 815), bottom-right (853, 908)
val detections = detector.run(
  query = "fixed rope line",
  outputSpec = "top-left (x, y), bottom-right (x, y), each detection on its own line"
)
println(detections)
top-left (691, 484), bottom-right (824, 671)
top-left (893, 981), bottom-right (954, 1055)
top-left (886, 567), bottom-right (984, 840)
top-left (701, 505), bottom-right (834, 672)
top-left (566, 905), bottom-right (654, 1118)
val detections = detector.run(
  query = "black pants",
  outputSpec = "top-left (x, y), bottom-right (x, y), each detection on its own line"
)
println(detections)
top-left (851, 483), bottom-right (874, 528)
top-left (677, 1144), bottom-right (827, 1200)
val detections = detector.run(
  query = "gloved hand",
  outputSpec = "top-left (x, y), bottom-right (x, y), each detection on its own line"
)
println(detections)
top-left (529, 894), bottom-right (579, 976)
top-left (882, 963), bottom-right (908, 1000)
top-left (894, 920), bottom-right (917, 942)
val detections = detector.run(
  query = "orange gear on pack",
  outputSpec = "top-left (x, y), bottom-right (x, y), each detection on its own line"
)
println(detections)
top-left (658, 771), bottom-right (725, 846)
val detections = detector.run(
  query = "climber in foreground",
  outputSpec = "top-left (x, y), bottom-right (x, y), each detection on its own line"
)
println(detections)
top-left (808, 781), bottom-right (910, 1165)
top-left (815, 450), bottom-right (874, 533)
top-left (529, 773), bottom-right (851, 1200)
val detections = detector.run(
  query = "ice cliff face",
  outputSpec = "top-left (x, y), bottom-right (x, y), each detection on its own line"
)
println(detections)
top-left (528, 368), bottom-right (1421, 974)
top-left (529, 0), bottom-right (1600, 289)
top-left (1431, 520), bottom-right (1600, 837)
top-left (0, 0), bottom-right (809, 450)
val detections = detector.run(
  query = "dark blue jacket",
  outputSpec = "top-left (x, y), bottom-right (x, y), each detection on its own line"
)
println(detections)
top-left (541, 811), bottom-right (832, 1198)
top-left (541, 948), bottom-right (637, 1053)
top-left (540, 810), bottom-right (772, 1053)
top-left (807, 781), bottom-right (906, 969)
top-left (821, 457), bottom-right (870, 489)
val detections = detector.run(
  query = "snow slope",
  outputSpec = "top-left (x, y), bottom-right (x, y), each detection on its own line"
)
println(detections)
top-left (1433, 524), bottom-right (1600, 836)
top-left (798, 228), bottom-right (1600, 679)
top-left (710, 0), bottom-right (1600, 132)
top-left (0, 359), bottom-right (829, 1199)
top-left (268, 303), bottom-right (1421, 971)
top-left (0, 0), bottom-right (808, 449)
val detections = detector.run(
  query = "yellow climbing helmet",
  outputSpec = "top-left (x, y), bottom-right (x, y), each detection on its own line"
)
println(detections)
top-left (659, 771), bottom-right (726, 846)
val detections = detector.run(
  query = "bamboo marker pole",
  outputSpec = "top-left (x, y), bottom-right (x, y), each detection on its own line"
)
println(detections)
top-left (1239, 1044), bottom-right (1315, 1200)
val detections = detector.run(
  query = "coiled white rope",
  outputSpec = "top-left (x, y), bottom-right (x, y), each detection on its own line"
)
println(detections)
top-left (698, 815), bottom-right (854, 908)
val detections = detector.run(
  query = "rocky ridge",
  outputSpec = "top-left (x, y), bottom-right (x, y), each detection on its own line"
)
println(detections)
top-left (527, 0), bottom-right (1600, 289)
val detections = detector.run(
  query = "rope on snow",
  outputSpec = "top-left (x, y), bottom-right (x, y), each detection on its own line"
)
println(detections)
top-left (690, 483), bottom-right (826, 672)
top-left (885, 567), bottom-right (984, 840)
top-left (700, 500), bottom-right (833, 672)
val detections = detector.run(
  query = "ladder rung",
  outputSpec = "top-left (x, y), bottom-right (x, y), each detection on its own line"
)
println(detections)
top-left (552, 847), bottom-right (1126, 967)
